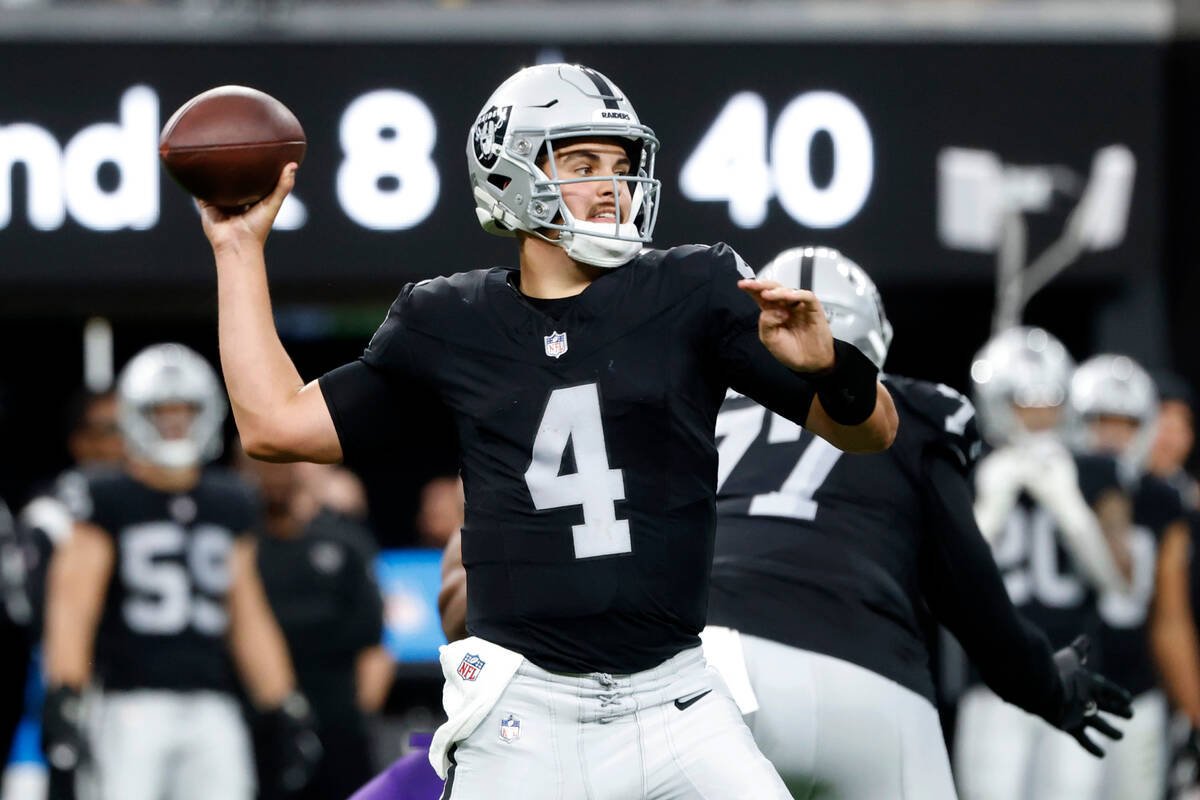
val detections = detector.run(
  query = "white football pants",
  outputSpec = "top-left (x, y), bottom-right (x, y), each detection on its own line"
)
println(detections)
top-left (79, 690), bottom-right (254, 800)
top-left (439, 644), bottom-right (790, 799)
top-left (1100, 690), bottom-right (1167, 800)
top-left (955, 684), bottom-right (1103, 800)
top-left (701, 627), bottom-right (958, 800)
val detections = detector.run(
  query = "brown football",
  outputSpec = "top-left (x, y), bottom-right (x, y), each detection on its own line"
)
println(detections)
top-left (159, 86), bottom-right (306, 209)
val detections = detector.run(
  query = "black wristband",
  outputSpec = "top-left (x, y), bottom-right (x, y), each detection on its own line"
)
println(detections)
top-left (809, 339), bottom-right (879, 426)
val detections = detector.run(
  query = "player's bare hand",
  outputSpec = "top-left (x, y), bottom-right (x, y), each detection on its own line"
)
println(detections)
top-left (199, 163), bottom-right (297, 255)
top-left (738, 278), bottom-right (836, 373)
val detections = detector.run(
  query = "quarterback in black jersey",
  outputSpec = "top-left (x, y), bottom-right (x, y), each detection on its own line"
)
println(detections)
top-left (956, 328), bottom-right (1137, 800)
top-left (196, 63), bottom-right (895, 799)
top-left (702, 248), bottom-right (1131, 799)
top-left (1071, 354), bottom-right (1200, 799)
top-left (41, 344), bottom-right (318, 800)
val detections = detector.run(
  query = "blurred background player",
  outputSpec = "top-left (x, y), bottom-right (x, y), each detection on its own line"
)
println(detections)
top-left (5, 389), bottom-right (126, 800)
top-left (0, 498), bottom-right (30, 777)
top-left (1070, 354), bottom-right (1200, 800)
top-left (1147, 373), bottom-right (1198, 509)
top-left (698, 248), bottom-right (1130, 799)
top-left (954, 327), bottom-right (1133, 800)
top-left (40, 343), bottom-right (319, 800)
top-left (18, 389), bottom-right (125, 641)
top-left (238, 453), bottom-right (389, 800)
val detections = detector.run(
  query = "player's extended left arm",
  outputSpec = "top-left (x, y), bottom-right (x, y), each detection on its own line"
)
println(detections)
top-left (738, 279), bottom-right (897, 453)
top-left (920, 451), bottom-right (1132, 752)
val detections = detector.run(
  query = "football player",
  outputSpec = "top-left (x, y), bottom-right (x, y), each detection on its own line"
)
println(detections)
top-left (195, 63), bottom-right (897, 798)
top-left (1147, 373), bottom-right (1199, 508)
top-left (238, 455), bottom-right (385, 800)
top-left (1072, 354), bottom-right (1200, 799)
top-left (698, 247), bottom-right (1132, 799)
top-left (954, 328), bottom-right (1135, 800)
top-left (41, 343), bottom-right (319, 800)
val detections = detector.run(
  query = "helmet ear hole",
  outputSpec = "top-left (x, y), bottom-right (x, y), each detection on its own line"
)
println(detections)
top-left (487, 173), bottom-right (508, 192)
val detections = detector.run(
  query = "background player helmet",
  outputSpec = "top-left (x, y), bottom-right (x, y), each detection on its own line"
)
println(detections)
top-left (970, 326), bottom-right (1075, 445)
top-left (466, 63), bottom-right (661, 268)
top-left (1070, 353), bottom-right (1159, 478)
top-left (116, 343), bottom-right (227, 469)
top-left (758, 246), bottom-right (892, 369)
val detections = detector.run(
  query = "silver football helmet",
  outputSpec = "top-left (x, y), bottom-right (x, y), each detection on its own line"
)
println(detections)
top-left (1071, 353), bottom-right (1159, 478)
top-left (467, 63), bottom-right (661, 268)
top-left (117, 343), bottom-right (227, 469)
top-left (970, 326), bottom-right (1075, 445)
top-left (758, 246), bottom-right (892, 369)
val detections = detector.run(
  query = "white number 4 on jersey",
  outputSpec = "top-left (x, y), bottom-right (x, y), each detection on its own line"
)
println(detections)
top-left (525, 384), bottom-right (631, 559)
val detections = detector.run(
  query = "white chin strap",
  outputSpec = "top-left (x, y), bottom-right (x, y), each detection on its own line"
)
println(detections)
top-left (557, 220), bottom-right (643, 268)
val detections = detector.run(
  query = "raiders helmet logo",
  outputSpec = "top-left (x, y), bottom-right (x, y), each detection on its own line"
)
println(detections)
top-left (473, 105), bottom-right (512, 169)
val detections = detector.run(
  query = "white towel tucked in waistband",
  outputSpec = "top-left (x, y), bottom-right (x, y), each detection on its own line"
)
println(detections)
top-left (428, 636), bottom-right (525, 779)
top-left (700, 626), bottom-right (760, 715)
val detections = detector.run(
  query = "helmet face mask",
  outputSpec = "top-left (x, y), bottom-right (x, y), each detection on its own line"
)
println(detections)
top-left (468, 64), bottom-right (661, 268)
top-left (117, 344), bottom-right (227, 470)
top-left (970, 326), bottom-right (1075, 447)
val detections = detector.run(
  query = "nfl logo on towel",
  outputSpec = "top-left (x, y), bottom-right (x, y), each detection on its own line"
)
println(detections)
top-left (500, 714), bottom-right (521, 743)
top-left (544, 331), bottom-right (568, 359)
top-left (457, 653), bottom-right (485, 681)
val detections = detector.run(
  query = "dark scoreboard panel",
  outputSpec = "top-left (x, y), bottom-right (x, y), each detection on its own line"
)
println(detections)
top-left (0, 42), bottom-right (1162, 300)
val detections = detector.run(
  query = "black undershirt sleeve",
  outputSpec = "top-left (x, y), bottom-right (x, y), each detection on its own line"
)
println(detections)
top-left (920, 448), bottom-right (1066, 724)
top-left (318, 359), bottom-right (413, 468)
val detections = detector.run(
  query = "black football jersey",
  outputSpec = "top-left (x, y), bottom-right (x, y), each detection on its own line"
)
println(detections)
top-left (988, 453), bottom-right (1123, 656)
top-left (81, 468), bottom-right (258, 692)
top-left (319, 243), bottom-right (822, 674)
top-left (1097, 474), bottom-right (1182, 696)
top-left (256, 510), bottom-right (383, 723)
top-left (708, 374), bottom-right (979, 701)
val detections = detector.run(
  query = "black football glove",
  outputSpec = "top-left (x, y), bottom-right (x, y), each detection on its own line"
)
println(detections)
top-left (263, 692), bottom-right (323, 795)
top-left (1049, 635), bottom-right (1134, 757)
top-left (40, 685), bottom-right (89, 772)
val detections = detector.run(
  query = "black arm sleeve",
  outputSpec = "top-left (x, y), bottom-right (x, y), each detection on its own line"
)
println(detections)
top-left (920, 449), bottom-right (1066, 724)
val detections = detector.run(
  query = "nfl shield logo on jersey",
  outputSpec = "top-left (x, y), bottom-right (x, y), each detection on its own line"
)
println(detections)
top-left (499, 714), bottom-right (521, 743)
top-left (457, 653), bottom-right (485, 682)
top-left (544, 331), bottom-right (568, 359)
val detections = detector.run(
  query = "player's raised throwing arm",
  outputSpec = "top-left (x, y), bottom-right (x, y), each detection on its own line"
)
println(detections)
top-left (199, 164), bottom-right (342, 463)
